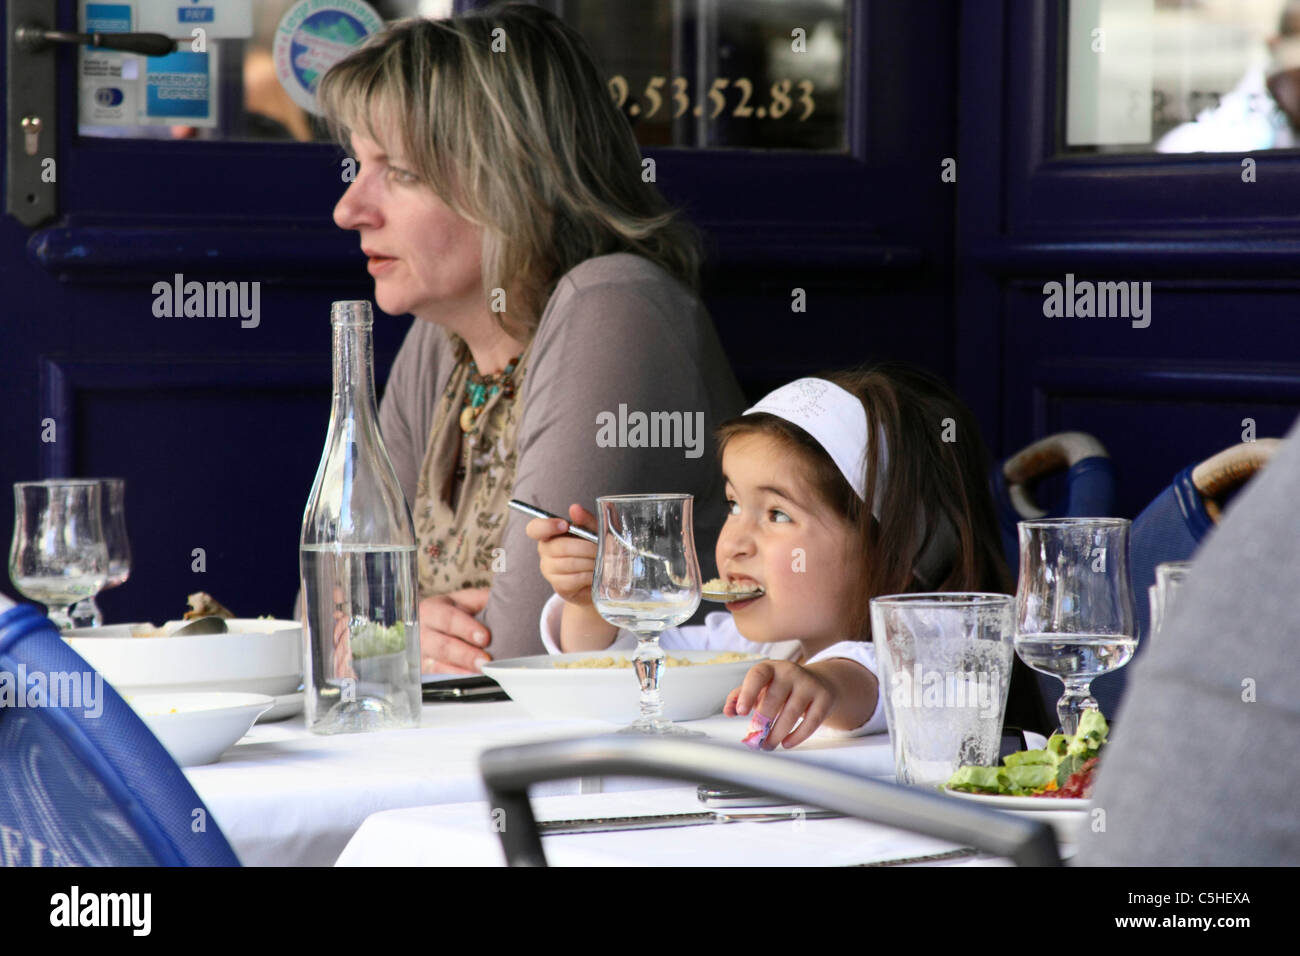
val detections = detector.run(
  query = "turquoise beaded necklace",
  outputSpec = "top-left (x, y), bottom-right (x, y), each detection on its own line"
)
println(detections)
top-left (458, 353), bottom-right (522, 434)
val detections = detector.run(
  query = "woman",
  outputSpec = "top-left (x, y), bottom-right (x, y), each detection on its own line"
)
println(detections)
top-left (320, 3), bottom-right (745, 673)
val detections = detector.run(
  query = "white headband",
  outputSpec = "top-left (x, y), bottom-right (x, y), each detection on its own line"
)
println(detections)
top-left (743, 378), bottom-right (882, 515)
top-left (742, 377), bottom-right (955, 586)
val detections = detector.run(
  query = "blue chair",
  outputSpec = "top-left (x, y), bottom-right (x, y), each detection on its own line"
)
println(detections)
top-left (992, 432), bottom-right (1117, 576)
top-left (0, 604), bottom-right (241, 866)
top-left (1091, 439), bottom-right (1281, 724)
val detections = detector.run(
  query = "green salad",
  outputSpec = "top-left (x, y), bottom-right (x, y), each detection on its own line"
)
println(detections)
top-left (349, 621), bottom-right (407, 660)
top-left (945, 710), bottom-right (1108, 797)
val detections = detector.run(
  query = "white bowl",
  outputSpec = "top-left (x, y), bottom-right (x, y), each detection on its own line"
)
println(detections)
top-left (482, 649), bottom-right (763, 723)
top-left (65, 618), bottom-right (302, 697)
top-left (128, 692), bottom-right (273, 766)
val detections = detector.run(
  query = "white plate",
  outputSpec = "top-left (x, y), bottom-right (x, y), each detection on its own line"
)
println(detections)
top-left (128, 692), bottom-right (273, 767)
top-left (482, 649), bottom-right (762, 723)
top-left (942, 788), bottom-right (1090, 811)
top-left (257, 691), bottom-right (305, 723)
top-left (944, 787), bottom-right (1090, 846)
top-left (65, 618), bottom-right (302, 697)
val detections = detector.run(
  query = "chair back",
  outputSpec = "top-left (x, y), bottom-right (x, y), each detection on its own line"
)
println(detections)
top-left (0, 605), bottom-right (241, 866)
top-left (992, 432), bottom-right (1116, 574)
top-left (1092, 440), bottom-right (1279, 722)
top-left (479, 735), bottom-right (1061, 867)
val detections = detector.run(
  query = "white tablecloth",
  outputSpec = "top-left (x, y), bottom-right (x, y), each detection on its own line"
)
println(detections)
top-left (335, 787), bottom-right (1002, 867)
top-left (184, 700), bottom-right (898, 866)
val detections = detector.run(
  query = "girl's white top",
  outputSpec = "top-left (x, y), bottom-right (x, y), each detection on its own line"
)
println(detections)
top-left (538, 593), bottom-right (887, 736)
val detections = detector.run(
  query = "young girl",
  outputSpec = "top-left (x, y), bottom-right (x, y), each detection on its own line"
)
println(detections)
top-left (526, 364), bottom-right (1040, 749)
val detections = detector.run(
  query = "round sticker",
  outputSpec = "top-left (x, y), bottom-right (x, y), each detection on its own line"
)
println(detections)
top-left (273, 0), bottom-right (385, 116)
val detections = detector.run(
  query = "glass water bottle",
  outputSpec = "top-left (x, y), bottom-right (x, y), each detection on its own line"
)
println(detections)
top-left (300, 301), bottom-right (421, 734)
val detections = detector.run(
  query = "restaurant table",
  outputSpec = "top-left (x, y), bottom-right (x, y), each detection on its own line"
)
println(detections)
top-left (183, 700), bottom-right (900, 866)
top-left (334, 786), bottom-right (1013, 867)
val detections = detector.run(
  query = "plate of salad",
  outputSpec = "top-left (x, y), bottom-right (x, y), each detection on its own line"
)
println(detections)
top-left (942, 710), bottom-right (1108, 810)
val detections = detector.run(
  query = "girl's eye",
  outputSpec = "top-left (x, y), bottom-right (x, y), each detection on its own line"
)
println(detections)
top-left (725, 499), bottom-right (739, 516)
top-left (768, 509), bottom-right (791, 523)
top-left (387, 166), bottom-right (418, 184)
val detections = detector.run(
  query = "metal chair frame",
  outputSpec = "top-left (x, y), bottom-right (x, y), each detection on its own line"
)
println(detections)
top-left (479, 735), bottom-right (1062, 867)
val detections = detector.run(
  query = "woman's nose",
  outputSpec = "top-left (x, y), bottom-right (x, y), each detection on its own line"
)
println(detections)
top-left (333, 178), bottom-right (377, 232)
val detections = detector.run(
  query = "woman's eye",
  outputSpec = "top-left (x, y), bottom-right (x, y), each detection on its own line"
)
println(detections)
top-left (387, 167), bottom-right (418, 184)
top-left (725, 499), bottom-right (739, 516)
top-left (768, 509), bottom-right (791, 523)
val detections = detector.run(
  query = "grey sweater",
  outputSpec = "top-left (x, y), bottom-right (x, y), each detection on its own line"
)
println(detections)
top-left (378, 253), bottom-right (746, 661)
top-left (1075, 415), bottom-right (1300, 865)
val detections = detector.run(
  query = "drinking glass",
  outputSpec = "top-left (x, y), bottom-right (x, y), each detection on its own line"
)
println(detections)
top-left (870, 593), bottom-right (1016, 788)
top-left (1149, 560), bottom-right (1192, 640)
top-left (9, 480), bottom-right (110, 630)
top-left (1014, 517), bottom-right (1137, 735)
top-left (70, 478), bottom-right (131, 627)
top-left (592, 494), bottom-right (701, 735)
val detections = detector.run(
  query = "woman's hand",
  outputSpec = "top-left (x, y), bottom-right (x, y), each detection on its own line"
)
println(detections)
top-left (418, 587), bottom-right (492, 674)
top-left (724, 661), bottom-right (838, 750)
top-left (525, 504), bottom-right (598, 606)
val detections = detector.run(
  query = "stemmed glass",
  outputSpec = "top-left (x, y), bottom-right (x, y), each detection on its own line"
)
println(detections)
top-left (9, 480), bottom-right (110, 630)
top-left (70, 478), bottom-right (131, 627)
top-left (591, 493), bottom-right (702, 736)
top-left (1148, 560), bottom-right (1192, 640)
top-left (1014, 517), bottom-right (1137, 735)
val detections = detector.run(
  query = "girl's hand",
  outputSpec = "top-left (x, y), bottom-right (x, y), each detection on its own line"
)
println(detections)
top-left (525, 503), bottom-right (598, 607)
top-left (724, 661), bottom-right (837, 750)
top-left (418, 587), bottom-right (491, 674)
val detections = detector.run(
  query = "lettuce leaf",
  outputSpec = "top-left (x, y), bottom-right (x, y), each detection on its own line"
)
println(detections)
top-left (1002, 748), bottom-right (1056, 767)
top-left (945, 765), bottom-right (1005, 793)
top-left (944, 713), bottom-right (1110, 795)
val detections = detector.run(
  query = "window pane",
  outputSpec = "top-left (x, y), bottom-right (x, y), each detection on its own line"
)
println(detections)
top-left (543, 0), bottom-right (848, 151)
top-left (77, 1), bottom-right (451, 143)
top-left (1063, 0), bottom-right (1300, 154)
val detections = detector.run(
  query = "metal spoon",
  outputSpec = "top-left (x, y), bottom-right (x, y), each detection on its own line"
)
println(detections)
top-left (509, 498), bottom-right (687, 573)
top-left (170, 616), bottom-right (228, 636)
top-left (700, 585), bottom-right (764, 603)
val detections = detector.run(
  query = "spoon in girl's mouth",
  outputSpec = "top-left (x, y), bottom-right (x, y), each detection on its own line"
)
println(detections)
top-left (700, 578), bottom-right (764, 603)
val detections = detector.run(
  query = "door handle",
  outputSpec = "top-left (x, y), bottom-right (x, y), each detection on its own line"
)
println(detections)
top-left (4, 2), bottom-right (173, 228)
top-left (7, 1), bottom-right (59, 227)
top-left (14, 25), bottom-right (176, 57)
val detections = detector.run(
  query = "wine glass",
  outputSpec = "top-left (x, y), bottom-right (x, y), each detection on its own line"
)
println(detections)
top-left (1148, 560), bottom-right (1192, 640)
top-left (9, 480), bottom-right (110, 630)
top-left (592, 493), bottom-right (702, 735)
top-left (1014, 517), bottom-right (1136, 735)
top-left (70, 478), bottom-right (131, 627)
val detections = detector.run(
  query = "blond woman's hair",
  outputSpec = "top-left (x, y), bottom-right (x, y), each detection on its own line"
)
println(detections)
top-left (318, 2), bottom-right (701, 334)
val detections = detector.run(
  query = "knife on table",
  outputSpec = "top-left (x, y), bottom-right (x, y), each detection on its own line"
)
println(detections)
top-left (421, 675), bottom-right (510, 702)
top-left (537, 809), bottom-right (843, 835)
